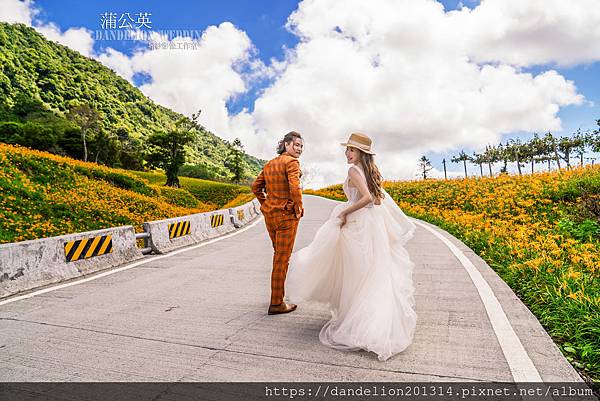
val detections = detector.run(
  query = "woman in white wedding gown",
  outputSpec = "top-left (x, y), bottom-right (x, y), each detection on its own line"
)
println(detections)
top-left (285, 132), bottom-right (418, 362)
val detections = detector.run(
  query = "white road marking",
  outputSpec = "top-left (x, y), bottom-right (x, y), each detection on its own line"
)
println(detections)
top-left (0, 216), bottom-right (264, 307)
top-left (411, 218), bottom-right (543, 382)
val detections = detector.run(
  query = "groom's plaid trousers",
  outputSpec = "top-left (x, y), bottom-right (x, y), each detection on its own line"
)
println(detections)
top-left (251, 151), bottom-right (304, 306)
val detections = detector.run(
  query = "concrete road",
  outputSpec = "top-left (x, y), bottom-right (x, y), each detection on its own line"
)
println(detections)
top-left (0, 195), bottom-right (585, 382)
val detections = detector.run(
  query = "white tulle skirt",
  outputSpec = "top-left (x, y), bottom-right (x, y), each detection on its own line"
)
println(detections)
top-left (286, 189), bottom-right (418, 361)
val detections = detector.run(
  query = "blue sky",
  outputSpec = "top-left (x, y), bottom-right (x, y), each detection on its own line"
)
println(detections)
top-left (24, 0), bottom-right (600, 182)
top-left (35, 0), bottom-right (300, 66)
top-left (34, 0), bottom-right (599, 127)
top-left (33, 0), bottom-right (494, 115)
top-left (35, 0), bottom-right (301, 112)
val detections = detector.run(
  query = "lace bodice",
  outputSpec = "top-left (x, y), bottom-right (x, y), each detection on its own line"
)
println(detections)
top-left (343, 164), bottom-right (374, 208)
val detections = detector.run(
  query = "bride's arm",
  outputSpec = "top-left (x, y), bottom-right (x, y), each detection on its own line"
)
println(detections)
top-left (337, 167), bottom-right (373, 225)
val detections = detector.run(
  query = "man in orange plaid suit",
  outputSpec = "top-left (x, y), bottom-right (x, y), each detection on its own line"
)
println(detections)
top-left (252, 131), bottom-right (304, 315)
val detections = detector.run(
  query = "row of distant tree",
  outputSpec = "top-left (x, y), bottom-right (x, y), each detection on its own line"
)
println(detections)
top-left (0, 96), bottom-right (145, 170)
top-left (418, 120), bottom-right (600, 180)
top-left (0, 96), bottom-right (248, 187)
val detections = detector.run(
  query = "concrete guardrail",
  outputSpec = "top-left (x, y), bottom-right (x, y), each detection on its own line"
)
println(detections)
top-left (230, 201), bottom-right (258, 228)
top-left (0, 199), bottom-right (262, 299)
top-left (143, 199), bottom-right (261, 254)
top-left (0, 226), bottom-right (142, 298)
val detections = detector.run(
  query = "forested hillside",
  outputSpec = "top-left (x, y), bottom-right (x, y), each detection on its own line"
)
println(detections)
top-left (0, 22), bottom-right (264, 181)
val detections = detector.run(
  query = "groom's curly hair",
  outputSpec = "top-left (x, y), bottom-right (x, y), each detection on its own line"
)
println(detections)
top-left (277, 131), bottom-right (303, 155)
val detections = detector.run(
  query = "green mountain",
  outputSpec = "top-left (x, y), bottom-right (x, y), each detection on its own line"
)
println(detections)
top-left (0, 22), bottom-right (264, 181)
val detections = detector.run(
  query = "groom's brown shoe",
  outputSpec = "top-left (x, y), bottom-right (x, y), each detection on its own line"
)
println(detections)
top-left (268, 302), bottom-right (297, 315)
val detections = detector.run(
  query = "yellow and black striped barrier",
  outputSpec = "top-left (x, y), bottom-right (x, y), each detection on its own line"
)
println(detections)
top-left (211, 213), bottom-right (225, 228)
top-left (169, 221), bottom-right (191, 239)
top-left (237, 210), bottom-right (245, 221)
top-left (64, 235), bottom-right (112, 262)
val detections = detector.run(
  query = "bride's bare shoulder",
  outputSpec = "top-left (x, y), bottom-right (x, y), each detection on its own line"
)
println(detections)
top-left (348, 164), bottom-right (363, 175)
top-left (347, 165), bottom-right (364, 188)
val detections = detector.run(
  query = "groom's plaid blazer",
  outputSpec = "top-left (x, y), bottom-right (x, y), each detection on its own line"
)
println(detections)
top-left (251, 151), bottom-right (304, 220)
top-left (252, 151), bottom-right (304, 305)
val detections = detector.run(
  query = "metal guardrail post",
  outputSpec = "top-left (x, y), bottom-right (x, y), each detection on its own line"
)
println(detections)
top-left (135, 232), bottom-right (152, 255)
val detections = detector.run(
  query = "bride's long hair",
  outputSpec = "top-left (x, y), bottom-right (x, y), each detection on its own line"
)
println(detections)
top-left (358, 151), bottom-right (385, 202)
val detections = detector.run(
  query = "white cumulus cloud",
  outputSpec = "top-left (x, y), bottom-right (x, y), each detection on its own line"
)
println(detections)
top-left (0, 0), bottom-right (35, 24)
top-left (34, 23), bottom-right (95, 57)
top-left (131, 23), bottom-right (253, 124)
top-left (244, 0), bottom-right (589, 188)
top-left (453, 0), bottom-right (600, 67)
top-left (1, 0), bottom-right (599, 189)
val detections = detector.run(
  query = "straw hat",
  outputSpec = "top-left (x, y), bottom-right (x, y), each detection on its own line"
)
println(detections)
top-left (340, 132), bottom-right (375, 155)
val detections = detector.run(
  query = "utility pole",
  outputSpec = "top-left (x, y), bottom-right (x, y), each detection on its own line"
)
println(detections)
top-left (442, 158), bottom-right (447, 180)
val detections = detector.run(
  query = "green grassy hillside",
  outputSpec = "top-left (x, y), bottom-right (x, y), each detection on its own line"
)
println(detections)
top-left (0, 143), bottom-right (252, 244)
top-left (131, 171), bottom-right (252, 208)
